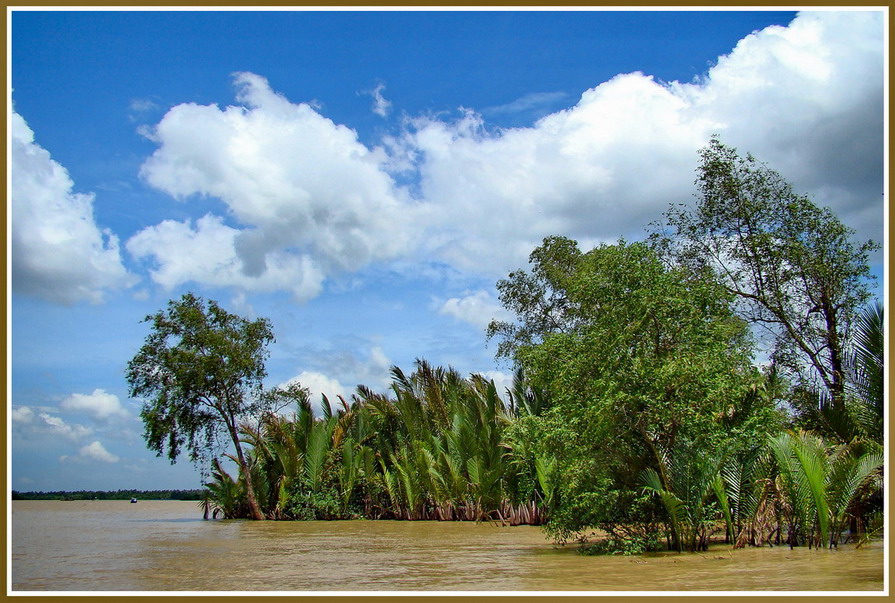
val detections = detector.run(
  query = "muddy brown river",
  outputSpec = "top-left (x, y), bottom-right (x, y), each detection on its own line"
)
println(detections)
top-left (10, 500), bottom-right (885, 592)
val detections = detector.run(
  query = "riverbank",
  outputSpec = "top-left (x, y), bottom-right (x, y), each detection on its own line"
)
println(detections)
top-left (11, 489), bottom-right (204, 501)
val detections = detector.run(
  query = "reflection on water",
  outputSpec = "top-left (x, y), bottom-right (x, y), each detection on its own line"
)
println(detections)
top-left (11, 500), bottom-right (885, 592)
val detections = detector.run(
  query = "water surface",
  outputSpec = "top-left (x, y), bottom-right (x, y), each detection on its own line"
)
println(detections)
top-left (11, 500), bottom-right (885, 592)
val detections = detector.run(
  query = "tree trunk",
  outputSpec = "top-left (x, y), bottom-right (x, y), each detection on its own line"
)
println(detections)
top-left (238, 450), bottom-right (265, 521)
top-left (226, 416), bottom-right (265, 520)
top-left (821, 289), bottom-right (846, 410)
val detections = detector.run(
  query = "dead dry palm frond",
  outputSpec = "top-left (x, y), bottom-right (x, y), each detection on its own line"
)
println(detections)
top-left (719, 446), bottom-right (779, 548)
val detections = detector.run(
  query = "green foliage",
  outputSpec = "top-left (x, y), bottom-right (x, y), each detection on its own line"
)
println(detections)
top-left (506, 367), bottom-right (551, 417)
top-left (793, 303), bottom-right (885, 446)
top-left (204, 457), bottom-right (247, 519)
top-left (490, 236), bottom-right (778, 546)
top-left (127, 293), bottom-right (274, 464)
top-left (715, 445), bottom-right (778, 547)
top-left (791, 302), bottom-right (884, 447)
top-left (281, 480), bottom-right (345, 521)
top-left (768, 431), bottom-right (883, 548)
top-left (126, 292), bottom-right (277, 520)
top-left (660, 137), bottom-right (878, 407)
top-left (849, 302), bottom-right (885, 414)
top-left (578, 532), bottom-right (662, 556)
top-left (641, 440), bottom-right (725, 552)
top-left (202, 359), bottom-right (553, 525)
top-left (519, 239), bottom-right (760, 446)
top-left (487, 235), bottom-right (585, 361)
top-left (847, 302), bottom-right (885, 443)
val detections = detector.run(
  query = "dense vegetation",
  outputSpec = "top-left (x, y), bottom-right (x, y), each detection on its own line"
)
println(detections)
top-left (12, 489), bottom-right (203, 501)
top-left (198, 363), bottom-right (554, 524)
top-left (128, 139), bottom-right (883, 553)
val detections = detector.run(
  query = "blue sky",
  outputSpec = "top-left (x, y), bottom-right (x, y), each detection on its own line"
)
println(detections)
top-left (9, 9), bottom-right (885, 491)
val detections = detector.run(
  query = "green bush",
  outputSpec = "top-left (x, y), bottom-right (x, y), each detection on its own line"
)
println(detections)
top-left (578, 531), bottom-right (663, 556)
top-left (282, 484), bottom-right (345, 520)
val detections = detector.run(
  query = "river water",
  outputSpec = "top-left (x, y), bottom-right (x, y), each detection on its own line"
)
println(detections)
top-left (10, 500), bottom-right (885, 592)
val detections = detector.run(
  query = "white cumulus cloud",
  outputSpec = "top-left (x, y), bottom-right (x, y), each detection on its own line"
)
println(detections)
top-left (60, 389), bottom-right (129, 421)
top-left (438, 290), bottom-right (512, 331)
top-left (77, 441), bottom-right (119, 463)
top-left (671, 10), bottom-right (884, 239)
top-left (127, 214), bottom-right (325, 302)
top-left (284, 371), bottom-right (350, 410)
top-left (11, 111), bottom-right (136, 304)
top-left (12, 405), bottom-right (94, 444)
top-left (132, 72), bottom-right (419, 300)
top-left (402, 10), bottom-right (883, 275)
top-left (11, 406), bottom-right (35, 424)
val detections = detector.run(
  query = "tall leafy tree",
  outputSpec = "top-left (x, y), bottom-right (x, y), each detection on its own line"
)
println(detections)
top-left (489, 237), bottom-right (779, 544)
top-left (658, 137), bottom-right (878, 410)
top-left (126, 293), bottom-right (276, 520)
top-left (487, 236), bottom-right (586, 361)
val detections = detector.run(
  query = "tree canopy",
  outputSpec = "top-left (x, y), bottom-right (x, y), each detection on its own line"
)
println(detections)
top-left (489, 237), bottom-right (781, 543)
top-left (126, 292), bottom-right (276, 519)
top-left (657, 137), bottom-right (878, 409)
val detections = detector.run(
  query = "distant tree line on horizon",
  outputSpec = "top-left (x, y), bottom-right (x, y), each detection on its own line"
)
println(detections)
top-left (12, 489), bottom-right (204, 501)
top-left (126, 138), bottom-right (883, 554)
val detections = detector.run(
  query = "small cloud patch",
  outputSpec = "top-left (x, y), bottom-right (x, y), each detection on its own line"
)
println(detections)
top-left (61, 440), bottom-right (120, 464)
top-left (61, 389), bottom-right (129, 421)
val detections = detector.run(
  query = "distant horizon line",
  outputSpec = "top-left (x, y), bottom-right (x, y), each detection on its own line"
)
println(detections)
top-left (11, 488), bottom-right (203, 495)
